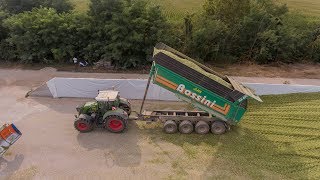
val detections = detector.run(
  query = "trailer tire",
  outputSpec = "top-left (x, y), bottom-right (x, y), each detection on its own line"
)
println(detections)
top-left (163, 120), bottom-right (177, 134)
top-left (211, 121), bottom-right (226, 135)
top-left (179, 120), bottom-right (193, 134)
top-left (195, 121), bottom-right (210, 134)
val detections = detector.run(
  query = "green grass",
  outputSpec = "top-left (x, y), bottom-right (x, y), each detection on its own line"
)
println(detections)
top-left (70, 0), bottom-right (90, 12)
top-left (148, 157), bottom-right (166, 164)
top-left (281, 0), bottom-right (320, 16)
top-left (149, 0), bottom-right (205, 22)
top-left (140, 93), bottom-right (320, 179)
top-left (70, 0), bottom-right (205, 22)
top-left (70, 0), bottom-right (320, 19)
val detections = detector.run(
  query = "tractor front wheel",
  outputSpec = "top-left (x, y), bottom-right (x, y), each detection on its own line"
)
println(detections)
top-left (74, 118), bottom-right (93, 133)
top-left (105, 115), bottom-right (127, 133)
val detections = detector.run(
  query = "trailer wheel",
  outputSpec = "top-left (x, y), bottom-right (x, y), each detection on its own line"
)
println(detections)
top-left (211, 121), bottom-right (226, 135)
top-left (179, 120), bottom-right (193, 134)
top-left (105, 115), bottom-right (127, 133)
top-left (195, 121), bottom-right (209, 134)
top-left (163, 120), bottom-right (177, 134)
top-left (74, 118), bottom-right (93, 133)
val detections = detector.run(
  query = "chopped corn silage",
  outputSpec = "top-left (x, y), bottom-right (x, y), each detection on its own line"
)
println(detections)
top-left (154, 49), bottom-right (233, 89)
top-left (142, 92), bottom-right (320, 179)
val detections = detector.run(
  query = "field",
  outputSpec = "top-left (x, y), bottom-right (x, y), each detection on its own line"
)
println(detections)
top-left (70, 0), bottom-right (320, 18)
top-left (149, 0), bottom-right (205, 22)
top-left (70, 0), bottom-right (205, 21)
top-left (70, 0), bottom-right (90, 12)
top-left (282, 0), bottom-right (320, 16)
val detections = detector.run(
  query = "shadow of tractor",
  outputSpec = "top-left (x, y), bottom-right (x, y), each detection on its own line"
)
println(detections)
top-left (76, 121), bottom-right (141, 168)
top-left (0, 154), bottom-right (24, 177)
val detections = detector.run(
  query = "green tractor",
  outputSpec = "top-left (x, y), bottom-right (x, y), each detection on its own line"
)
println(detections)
top-left (74, 90), bottom-right (131, 133)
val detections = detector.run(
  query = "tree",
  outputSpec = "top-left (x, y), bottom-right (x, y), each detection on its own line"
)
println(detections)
top-left (0, 10), bottom-right (8, 41)
top-left (87, 0), bottom-right (167, 68)
top-left (189, 19), bottom-right (230, 62)
top-left (189, 0), bottom-right (305, 63)
top-left (0, 0), bottom-right (73, 14)
top-left (274, 12), bottom-right (320, 63)
top-left (0, 10), bottom-right (16, 61)
top-left (89, 0), bottom-right (123, 21)
top-left (84, 0), bottom-right (124, 61)
top-left (3, 8), bottom-right (90, 63)
top-left (105, 0), bottom-right (167, 68)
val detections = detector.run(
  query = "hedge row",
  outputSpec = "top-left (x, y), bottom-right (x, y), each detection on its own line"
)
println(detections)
top-left (0, 0), bottom-right (319, 68)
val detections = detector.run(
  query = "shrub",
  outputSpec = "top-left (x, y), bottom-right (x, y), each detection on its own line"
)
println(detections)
top-left (3, 8), bottom-right (90, 63)
top-left (87, 0), bottom-right (167, 68)
top-left (188, 0), bottom-right (320, 64)
top-left (0, 10), bottom-right (15, 61)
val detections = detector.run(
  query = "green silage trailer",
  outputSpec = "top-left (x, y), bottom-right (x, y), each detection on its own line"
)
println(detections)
top-left (73, 43), bottom-right (262, 135)
top-left (138, 43), bottom-right (262, 135)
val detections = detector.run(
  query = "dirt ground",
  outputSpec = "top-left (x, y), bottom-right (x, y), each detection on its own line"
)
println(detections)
top-left (0, 67), bottom-right (319, 179)
top-left (1, 62), bottom-right (320, 79)
top-left (213, 63), bottom-right (320, 79)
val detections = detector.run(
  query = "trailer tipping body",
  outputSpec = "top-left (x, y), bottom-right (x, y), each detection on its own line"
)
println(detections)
top-left (144, 43), bottom-right (262, 125)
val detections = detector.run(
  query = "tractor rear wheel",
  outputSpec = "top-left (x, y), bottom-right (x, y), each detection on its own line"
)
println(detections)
top-left (195, 121), bottom-right (210, 134)
top-left (179, 120), bottom-right (193, 134)
top-left (74, 118), bottom-right (93, 133)
top-left (163, 120), bottom-right (177, 134)
top-left (105, 115), bottom-right (127, 133)
top-left (211, 121), bottom-right (226, 135)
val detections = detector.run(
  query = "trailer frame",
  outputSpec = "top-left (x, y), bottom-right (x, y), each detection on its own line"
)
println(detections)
top-left (129, 109), bottom-right (231, 134)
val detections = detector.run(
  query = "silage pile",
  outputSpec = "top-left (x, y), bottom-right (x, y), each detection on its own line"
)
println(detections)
top-left (154, 48), bottom-right (233, 89)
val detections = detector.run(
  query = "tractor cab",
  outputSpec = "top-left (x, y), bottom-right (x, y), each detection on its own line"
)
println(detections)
top-left (95, 90), bottom-right (121, 110)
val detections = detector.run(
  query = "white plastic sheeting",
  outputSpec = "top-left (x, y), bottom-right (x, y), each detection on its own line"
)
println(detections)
top-left (44, 77), bottom-right (320, 100)
top-left (245, 83), bottom-right (320, 95)
top-left (46, 78), bottom-right (178, 100)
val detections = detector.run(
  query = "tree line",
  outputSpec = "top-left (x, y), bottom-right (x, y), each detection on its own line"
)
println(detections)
top-left (0, 0), bottom-right (319, 68)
